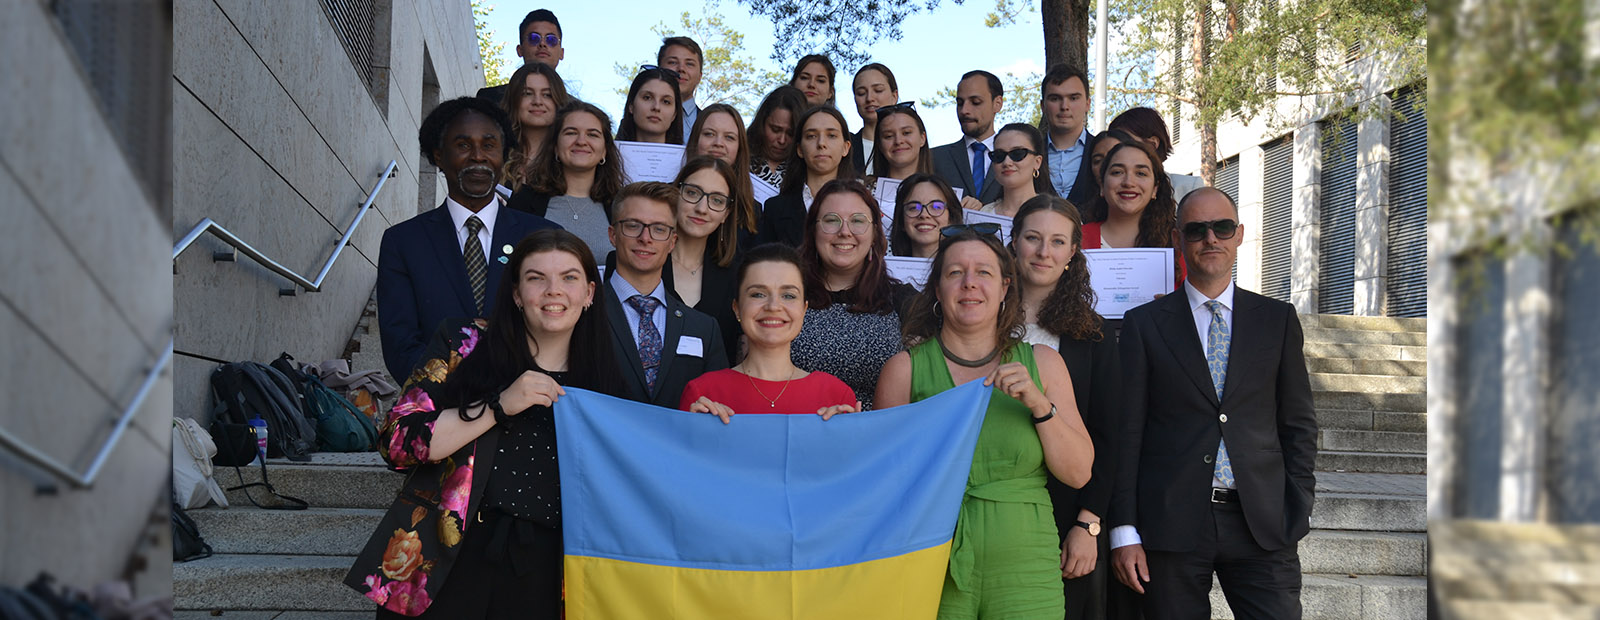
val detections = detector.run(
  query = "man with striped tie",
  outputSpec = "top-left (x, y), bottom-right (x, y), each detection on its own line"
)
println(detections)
top-left (377, 97), bottom-right (559, 382)
top-left (1109, 187), bottom-right (1318, 620)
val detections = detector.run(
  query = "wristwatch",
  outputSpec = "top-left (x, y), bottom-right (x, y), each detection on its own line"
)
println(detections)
top-left (1075, 520), bottom-right (1101, 536)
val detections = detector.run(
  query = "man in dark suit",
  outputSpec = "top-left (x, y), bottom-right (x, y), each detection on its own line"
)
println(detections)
top-left (1039, 64), bottom-right (1099, 208)
top-left (377, 97), bottom-right (559, 381)
top-left (602, 182), bottom-right (729, 407)
top-left (1109, 187), bottom-right (1317, 620)
top-left (930, 70), bottom-right (1005, 210)
top-left (475, 9), bottom-right (564, 105)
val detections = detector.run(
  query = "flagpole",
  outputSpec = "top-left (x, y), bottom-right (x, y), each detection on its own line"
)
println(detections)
top-left (1094, 0), bottom-right (1109, 131)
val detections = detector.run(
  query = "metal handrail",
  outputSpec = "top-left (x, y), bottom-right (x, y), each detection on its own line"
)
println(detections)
top-left (173, 159), bottom-right (399, 293)
top-left (0, 341), bottom-right (173, 493)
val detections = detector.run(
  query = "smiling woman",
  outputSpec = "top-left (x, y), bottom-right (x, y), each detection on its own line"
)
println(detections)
top-left (512, 101), bottom-right (628, 262)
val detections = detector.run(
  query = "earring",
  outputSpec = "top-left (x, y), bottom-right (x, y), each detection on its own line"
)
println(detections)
top-left (932, 299), bottom-right (942, 319)
top-left (1000, 300), bottom-right (1006, 313)
top-left (600, 157), bottom-right (607, 166)
top-left (1032, 168), bottom-right (1040, 178)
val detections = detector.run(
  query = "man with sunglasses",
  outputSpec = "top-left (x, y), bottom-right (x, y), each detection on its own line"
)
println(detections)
top-left (602, 182), bottom-right (729, 408)
top-left (476, 10), bottom-right (570, 104)
top-left (1109, 187), bottom-right (1317, 620)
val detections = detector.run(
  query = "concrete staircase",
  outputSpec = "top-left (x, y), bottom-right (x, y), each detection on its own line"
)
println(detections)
top-left (173, 313), bottom-right (1428, 618)
top-left (1433, 520), bottom-right (1600, 619)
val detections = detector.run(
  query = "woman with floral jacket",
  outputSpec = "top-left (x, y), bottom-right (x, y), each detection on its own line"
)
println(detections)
top-left (345, 228), bottom-right (619, 618)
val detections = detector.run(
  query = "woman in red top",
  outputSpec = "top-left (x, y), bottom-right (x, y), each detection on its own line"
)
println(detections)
top-left (679, 243), bottom-right (860, 421)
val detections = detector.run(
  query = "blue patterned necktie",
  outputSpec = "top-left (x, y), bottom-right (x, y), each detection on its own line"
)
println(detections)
top-left (970, 142), bottom-right (988, 197)
top-left (1206, 300), bottom-right (1235, 487)
top-left (628, 295), bottom-right (663, 392)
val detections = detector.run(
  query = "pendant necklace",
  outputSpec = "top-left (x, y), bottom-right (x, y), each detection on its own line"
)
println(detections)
top-left (742, 365), bottom-right (797, 408)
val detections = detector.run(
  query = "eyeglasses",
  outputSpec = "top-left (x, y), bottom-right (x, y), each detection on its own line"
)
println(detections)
top-left (679, 183), bottom-right (730, 212)
top-left (987, 148), bottom-right (1040, 164)
top-left (942, 223), bottom-right (1001, 237)
top-left (904, 201), bottom-right (947, 217)
top-left (819, 214), bottom-right (875, 235)
top-left (616, 219), bottom-right (676, 241)
top-left (1180, 219), bottom-right (1240, 242)
top-left (639, 65), bottom-right (681, 81)
top-left (528, 32), bottom-right (561, 47)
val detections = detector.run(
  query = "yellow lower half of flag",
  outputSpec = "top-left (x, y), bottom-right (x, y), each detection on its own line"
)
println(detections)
top-left (564, 541), bottom-right (952, 620)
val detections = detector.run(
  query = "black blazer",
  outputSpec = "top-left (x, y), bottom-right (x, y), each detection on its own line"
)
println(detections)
top-left (506, 187), bottom-right (554, 218)
top-left (850, 130), bottom-right (869, 175)
top-left (754, 193), bottom-right (807, 248)
top-left (602, 271), bottom-right (731, 408)
top-left (1044, 331), bottom-right (1121, 543)
top-left (1047, 130), bottom-right (1101, 208)
top-left (376, 203), bottom-right (560, 381)
top-left (931, 139), bottom-right (1003, 204)
top-left (1110, 288), bottom-right (1317, 553)
top-left (662, 245), bottom-right (744, 364)
top-left (475, 84), bottom-right (508, 106)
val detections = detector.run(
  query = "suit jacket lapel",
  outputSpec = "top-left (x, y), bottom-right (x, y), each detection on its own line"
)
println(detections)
top-left (947, 141), bottom-right (975, 192)
top-left (423, 205), bottom-right (476, 315)
top-left (484, 207), bottom-right (519, 306)
top-left (603, 277), bottom-right (648, 393)
top-left (1221, 289), bottom-right (1265, 403)
top-left (655, 299), bottom-right (687, 400)
top-left (1154, 293), bottom-right (1220, 407)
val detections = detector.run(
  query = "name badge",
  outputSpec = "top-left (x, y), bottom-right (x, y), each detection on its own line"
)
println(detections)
top-left (676, 336), bottom-right (704, 358)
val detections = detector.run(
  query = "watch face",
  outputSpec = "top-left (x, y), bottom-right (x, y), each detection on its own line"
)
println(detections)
top-left (1082, 521), bottom-right (1101, 536)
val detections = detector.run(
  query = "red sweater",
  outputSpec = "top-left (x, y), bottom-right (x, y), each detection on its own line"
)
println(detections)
top-left (679, 369), bottom-right (858, 414)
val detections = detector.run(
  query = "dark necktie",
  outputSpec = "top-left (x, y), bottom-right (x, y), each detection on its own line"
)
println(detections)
top-left (464, 216), bottom-right (488, 314)
top-left (627, 295), bottom-right (663, 392)
top-left (970, 142), bottom-right (988, 197)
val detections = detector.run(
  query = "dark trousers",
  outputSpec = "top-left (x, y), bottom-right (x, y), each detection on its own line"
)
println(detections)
top-left (376, 510), bottom-right (563, 620)
top-left (1064, 532), bottom-right (1144, 620)
top-left (1141, 500), bottom-right (1302, 620)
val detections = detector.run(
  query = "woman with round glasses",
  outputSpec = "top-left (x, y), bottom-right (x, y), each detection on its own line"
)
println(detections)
top-left (685, 103), bottom-right (759, 239)
top-left (500, 63), bottom-right (569, 189)
top-left (664, 156), bottom-right (748, 363)
top-left (1082, 141), bottom-right (1184, 286)
top-left (889, 173), bottom-right (965, 258)
top-left (981, 123), bottom-right (1058, 217)
top-left (756, 106), bottom-right (858, 248)
top-left (747, 86), bottom-right (808, 190)
top-left (790, 179), bottom-right (914, 409)
top-left (850, 63), bottom-right (899, 176)
top-left (875, 224), bottom-right (1094, 619)
top-left (1008, 194), bottom-right (1125, 619)
top-left (512, 101), bottom-right (626, 262)
top-left (616, 66), bottom-right (684, 144)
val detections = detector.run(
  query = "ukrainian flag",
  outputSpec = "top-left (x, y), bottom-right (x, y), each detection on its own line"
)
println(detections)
top-left (554, 380), bottom-right (993, 620)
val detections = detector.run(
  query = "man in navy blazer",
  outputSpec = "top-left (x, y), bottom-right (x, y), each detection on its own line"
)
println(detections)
top-left (377, 97), bottom-right (559, 381)
top-left (931, 70), bottom-right (1006, 209)
top-left (1039, 65), bottom-right (1100, 208)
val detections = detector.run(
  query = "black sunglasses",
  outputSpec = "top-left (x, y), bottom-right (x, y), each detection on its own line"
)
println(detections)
top-left (639, 64), bottom-right (681, 81)
top-left (942, 223), bottom-right (1001, 237)
top-left (987, 148), bottom-right (1039, 164)
top-left (877, 101), bottom-right (916, 113)
top-left (1181, 219), bottom-right (1240, 242)
top-left (528, 32), bottom-right (561, 47)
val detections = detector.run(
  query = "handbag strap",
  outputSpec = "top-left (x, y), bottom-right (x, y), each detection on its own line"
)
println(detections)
top-left (225, 458), bottom-right (309, 511)
top-left (174, 419), bottom-right (215, 479)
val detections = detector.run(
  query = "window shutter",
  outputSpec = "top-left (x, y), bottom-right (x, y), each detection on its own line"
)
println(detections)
top-left (1318, 117), bottom-right (1359, 314)
top-left (1261, 137), bottom-right (1293, 302)
top-left (1386, 85), bottom-right (1428, 317)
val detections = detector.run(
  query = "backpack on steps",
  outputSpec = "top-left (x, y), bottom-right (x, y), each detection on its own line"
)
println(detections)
top-left (271, 354), bottom-right (380, 452)
top-left (210, 361), bottom-right (317, 461)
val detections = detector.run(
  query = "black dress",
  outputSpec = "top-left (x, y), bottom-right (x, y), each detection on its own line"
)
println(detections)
top-left (787, 284), bottom-right (916, 409)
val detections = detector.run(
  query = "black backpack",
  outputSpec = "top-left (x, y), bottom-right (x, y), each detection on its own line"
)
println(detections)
top-left (210, 361), bottom-right (318, 461)
top-left (172, 500), bottom-right (213, 562)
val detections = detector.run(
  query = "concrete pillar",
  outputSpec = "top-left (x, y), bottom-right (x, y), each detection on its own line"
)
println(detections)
top-left (1236, 145), bottom-right (1266, 292)
top-left (1426, 219), bottom-right (1453, 519)
top-left (1352, 96), bottom-right (1392, 316)
top-left (1500, 221), bottom-right (1550, 523)
top-left (1291, 124), bottom-right (1321, 315)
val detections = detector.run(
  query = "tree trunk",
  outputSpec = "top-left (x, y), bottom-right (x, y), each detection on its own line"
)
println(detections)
top-left (1042, 0), bottom-right (1091, 75)
top-left (1192, 5), bottom-right (1216, 185)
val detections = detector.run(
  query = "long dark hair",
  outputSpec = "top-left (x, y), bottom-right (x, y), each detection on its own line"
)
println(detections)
top-left (871, 105), bottom-right (933, 178)
top-left (1107, 106), bottom-right (1174, 160)
top-left (748, 86), bottom-right (807, 167)
top-left (780, 106), bottom-right (858, 195)
top-left (899, 229), bottom-right (1025, 356)
top-left (995, 122), bottom-right (1058, 199)
top-left (800, 179), bottom-right (896, 314)
top-left (1097, 141), bottom-right (1176, 250)
top-left (789, 54), bottom-right (838, 107)
top-left (674, 156), bottom-right (750, 268)
top-left (1009, 195), bottom-right (1102, 341)
top-left (1079, 128), bottom-right (1142, 222)
top-left (437, 229), bottom-right (619, 415)
top-left (616, 67), bottom-right (685, 144)
top-left (889, 173), bottom-right (964, 257)
top-left (685, 104), bottom-right (757, 236)
top-left (529, 101), bottom-right (626, 211)
top-left (502, 63), bottom-right (571, 190)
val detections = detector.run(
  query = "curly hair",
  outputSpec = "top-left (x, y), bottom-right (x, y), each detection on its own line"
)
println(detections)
top-left (418, 96), bottom-right (515, 168)
top-left (1079, 128), bottom-right (1142, 222)
top-left (501, 63), bottom-right (571, 190)
top-left (799, 179), bottom-right (896, 314)
top-left (527, 101), bottom-right (626, 211)
top-left (616, 67), bottom-right (685, 144)
top-left (1099, 141), bottom-right (1177, 250)
top-left (899, 229), bottom-right (1026, 359)
top-left (685, 104), bottom-right (758, 237)
top-left (1009, 195), bottom-right (1103, 342)
top-left (889, 173), bottom-right (964, 257)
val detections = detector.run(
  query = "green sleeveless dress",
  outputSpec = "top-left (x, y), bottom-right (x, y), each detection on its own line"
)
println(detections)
top-left (909, 339), bottom-right (1065, 619)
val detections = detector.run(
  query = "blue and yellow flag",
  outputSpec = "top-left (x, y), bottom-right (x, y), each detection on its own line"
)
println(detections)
top-left (554, 380), bottom-right (992, 620)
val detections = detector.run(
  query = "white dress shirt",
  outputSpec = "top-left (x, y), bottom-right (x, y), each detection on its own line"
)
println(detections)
top-left (1110, 279), bottom-right (1238, 550)
top-left (445, 196), bottom-right (502, 254)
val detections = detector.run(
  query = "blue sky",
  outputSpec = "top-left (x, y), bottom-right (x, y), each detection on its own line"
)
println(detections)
top-left (480, 0), bottom-right (1079, 146)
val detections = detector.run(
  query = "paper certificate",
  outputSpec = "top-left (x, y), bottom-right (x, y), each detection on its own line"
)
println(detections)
top-left (617, 141), bottom-right (687, 183)
top-left (960, 209), bottom-right (1013, 243)
top-left (885, 256), bottom-right (934, 290)
top-left (1082, 248), bottom-right (1175, 319)
top-left (751, 174), bottom-right (780, 207)
top-left (874, 177), bottom-right (902, 212)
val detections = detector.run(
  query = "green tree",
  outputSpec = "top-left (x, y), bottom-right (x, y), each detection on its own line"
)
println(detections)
top-left (474, 0), bottom-right (510, 87)
top-left (614, 0), bottom-right (789, 119)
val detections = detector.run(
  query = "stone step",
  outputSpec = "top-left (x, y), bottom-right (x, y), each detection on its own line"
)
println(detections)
top-left (1311, 492), bottom-right (1425, 533)
top-left (221, 463), bottom-right (402, 510)
top-left (1434, 576), bottom-right (1600, 606)
top-left (1310, 372), bottom-right (1425, 394)
top-left (1301, 314), bottom-right (1427, 333)
top-left (1302, 326), bottom-right (1426, 346)
top-left (173, 554), bottom-right (369, 611)
top-left (1317, 409), bottom-right (1426, 433)
top-left (1314, 390), bottom-right (1425, 413)
top-left (1299, 530), bottom-right (1426, 576)
top-left (1207, 573), bottom-right (1425, 619)
top-left (1318, 429), bottom-right (1426, 454)
top-left (1306, 357), bottom-right (1427, 377)
top-left (1302, 341), bottom-right (1426, 362)
top-left (189, 506), bottom-right (383, 556)
top-left (1317, 450), bottom-right (1426, 474)
top-left (1439, 600), bottom-right (1600, 620)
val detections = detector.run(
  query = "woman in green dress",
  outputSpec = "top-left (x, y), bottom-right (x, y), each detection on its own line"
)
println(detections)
top-left (875, 224), bottom-right (1095, 619)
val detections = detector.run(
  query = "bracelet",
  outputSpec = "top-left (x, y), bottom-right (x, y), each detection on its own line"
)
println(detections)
top-left (1031, 403), bottom-right (1056, 424)
top-left (487, 399), bottom-right (509, 426)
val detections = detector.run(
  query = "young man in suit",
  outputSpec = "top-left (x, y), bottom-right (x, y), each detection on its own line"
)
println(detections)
top-left (377, 97), bottom-right (560, 382)
top-left (931, 70), bottom-right (1005, 210)
top-left (1040, 64), bottom-right (1099, 208)
top-left (1109, 187), bottom-right (1318, 620)
top-left (658, 37), bottom-right (704, 139)
top-left (603, 182), bottom-right (729, 407)
top-left (476, 9), bottom-right (565, 104)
